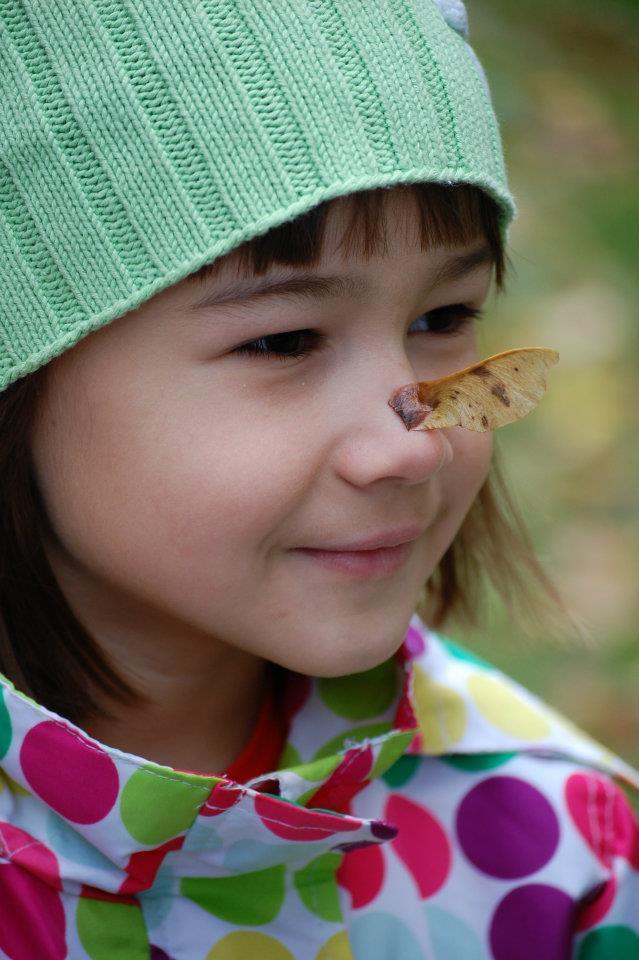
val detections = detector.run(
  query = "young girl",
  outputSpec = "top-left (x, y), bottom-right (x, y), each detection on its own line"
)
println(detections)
top-left (0, 1), bottom-right (637, 958)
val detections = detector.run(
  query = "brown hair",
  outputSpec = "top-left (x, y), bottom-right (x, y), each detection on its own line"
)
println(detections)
top-left (0, 183), bottom-right (576, 726)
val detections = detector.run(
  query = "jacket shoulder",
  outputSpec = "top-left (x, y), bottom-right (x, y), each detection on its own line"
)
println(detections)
top-left (407, 621), bottom-right (639, 801)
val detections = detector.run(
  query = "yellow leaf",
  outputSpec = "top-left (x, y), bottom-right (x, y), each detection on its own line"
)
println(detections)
top-left (388, 347), bottom-right (560, 432)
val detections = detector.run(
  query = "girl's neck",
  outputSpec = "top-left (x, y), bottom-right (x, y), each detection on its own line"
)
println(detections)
top-left (79, 649), bottom-right (271, 776)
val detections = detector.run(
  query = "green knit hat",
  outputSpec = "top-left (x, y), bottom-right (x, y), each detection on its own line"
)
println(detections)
top-left (0, 0), bottom-right (516, 393)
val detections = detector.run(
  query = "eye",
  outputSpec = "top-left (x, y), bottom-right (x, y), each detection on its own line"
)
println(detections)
top-left (408, 304), bottom-right (484, 336)
top-left (233, 329), bottom-right (323, 362)
top-left (232, 304), bottom-right (483, 361)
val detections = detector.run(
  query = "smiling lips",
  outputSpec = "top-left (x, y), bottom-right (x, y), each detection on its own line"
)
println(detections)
top-left (295, 541), bottom-right (416, 578)
top-left (295, 524), bottom-right (426, 580)
top-left (309, 524), bottom-right (426, 553)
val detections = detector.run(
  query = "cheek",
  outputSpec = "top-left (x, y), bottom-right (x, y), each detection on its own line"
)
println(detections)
top-left (444, 428), bottom-right (493, 512)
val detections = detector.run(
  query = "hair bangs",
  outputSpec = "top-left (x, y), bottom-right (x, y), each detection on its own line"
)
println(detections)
top-left (192, 183), bottom-right (508, 292)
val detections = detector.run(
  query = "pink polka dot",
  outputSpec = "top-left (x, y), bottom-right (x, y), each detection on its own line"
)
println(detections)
top-left (0, 825), bottom-right (66, 960)
top-left (403, 625), bottom-right (426, 659)
top-left (0, 822), bottom-right (60, 888)
top-left (20, 720), bottom-right (119, 824)
top-left (337, 842), bottom-right (385, 909)
top-left (566, 772), bottom-right (639, 869)
top-left (255, 794), bottom-right (361, 842)
top-left (385, 794), bottom-right (451, 898)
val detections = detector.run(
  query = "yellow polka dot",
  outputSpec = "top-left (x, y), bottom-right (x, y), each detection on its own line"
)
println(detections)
top-left (207, 931), bottom-right (294, 960)
top-left (0, 770), bottom-right (30, 796)
top-left (467, 673), bottom-right (551, 740)
top-left (553, 714), bottom-right (612, 761)
top-left (411, 665), bottom-right (467, 752)
top-left (315, 930), bottom-right (354, 960)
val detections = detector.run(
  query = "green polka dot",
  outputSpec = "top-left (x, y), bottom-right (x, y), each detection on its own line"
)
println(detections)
top-left (0, 687), bottom-right (11, 760)
top-left (182, 865), bottom-right (285, 925)
top-left (382, 754), bottom-right (421, 788)
top-left (443, 752), bottom-right (516, 771)
top-left (313, 722), bottom-right (393, 761)
top-left (120, 764), bottom-right (217, 845)
top-left (440, 636), bottom-right (493, 669)
top-left (278, 742), bottom-right (303, 768)
top-left (76, 897), bottom-right (149, 959)
top-left (319, 659), bottom-right (398, 720)
top-left (577, 926), bottom-right (639, 959)
top-left (293, 853), bottom-right (343, 922)
top-left (207, 932), bottom-right (294, 960)
top-left (371, 730), bottom-right (416, 779)
top-left (281, 754), bottom-right (342, 790)
top-left (0, 671), bottom-right (41, 710)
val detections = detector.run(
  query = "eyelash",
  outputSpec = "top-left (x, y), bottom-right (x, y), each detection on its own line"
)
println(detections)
top-left (233, 305), bottom-right (484, 362)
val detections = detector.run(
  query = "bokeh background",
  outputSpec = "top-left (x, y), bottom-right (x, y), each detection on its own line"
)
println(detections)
top-left (451, 0), bottom-right (638, 766)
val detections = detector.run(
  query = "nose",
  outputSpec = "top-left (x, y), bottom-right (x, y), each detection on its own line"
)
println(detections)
top-left (330, 361), bottom-right (454, 487)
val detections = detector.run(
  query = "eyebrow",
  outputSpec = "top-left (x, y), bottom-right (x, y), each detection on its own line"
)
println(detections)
top-left (189, 242), bottom-right (494, 311)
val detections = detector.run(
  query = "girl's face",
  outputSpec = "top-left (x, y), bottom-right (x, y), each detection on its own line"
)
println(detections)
top-left (31, 193), bottom-right (494, 678)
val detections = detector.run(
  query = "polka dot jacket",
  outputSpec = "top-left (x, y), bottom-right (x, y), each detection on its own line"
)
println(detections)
top-left (0, 613), bottom-right (637, 959)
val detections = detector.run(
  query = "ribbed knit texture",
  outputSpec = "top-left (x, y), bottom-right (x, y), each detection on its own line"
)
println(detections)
top-left (0, 0), bottom-right (516, 392)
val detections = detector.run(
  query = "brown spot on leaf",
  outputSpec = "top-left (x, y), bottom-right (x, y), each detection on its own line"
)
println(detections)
top-left (471, 365), bottom-right (491, 378)
top-left (481, 415), bottom-right (489, 427)
top-left (490, 383), bottom-right (511, 407)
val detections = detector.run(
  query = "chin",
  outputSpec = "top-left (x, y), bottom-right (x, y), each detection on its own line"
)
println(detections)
top-left (275, 619), bottom-right (411, 679)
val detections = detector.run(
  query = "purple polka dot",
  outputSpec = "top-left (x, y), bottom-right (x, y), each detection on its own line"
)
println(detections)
top-left (456, 776), bottom-right (559, 878)
top-left (151, 948), bottom-right (174, 960)
top-left (20, 720), bottom-right (119, 824)
top-left (371, 820), bottom-right (398, 840)
top-left (332, 840), bottom-right (378, 853)
top-left (490, 884), bottom-right (575, 960)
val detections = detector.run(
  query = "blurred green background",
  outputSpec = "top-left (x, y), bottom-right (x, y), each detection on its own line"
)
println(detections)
top-left (451, 0), bottom-right (639, 766)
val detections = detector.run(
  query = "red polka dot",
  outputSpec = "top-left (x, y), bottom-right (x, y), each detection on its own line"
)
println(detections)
top-left (201, 781), bottom-right (243, 817)
top-left (393, 673), bottom-right (419, 732)
top-left (337, 842), bottom-right (385, 908)
top-left (0, 825), bottom-right (66, 960)
top-left (386, 794), bottom-right (451, 898)
top-left (575, 876), bottom-right (617, 931)
top-left (281, 673), bottom-right (312, 724)
top-left (566, 773), bottom-right (639, 869)
top-left (255, 794), bottom-right (362, 842)
top-left (119, 835), bottom-right (185, 895)
top-left (20, 721), bottom-right (119, 824)
top-left (305, 746), bottom-right (373, 813)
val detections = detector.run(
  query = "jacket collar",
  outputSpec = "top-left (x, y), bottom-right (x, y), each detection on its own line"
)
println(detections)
top-left (1, 613), bottom-right (637, 895)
